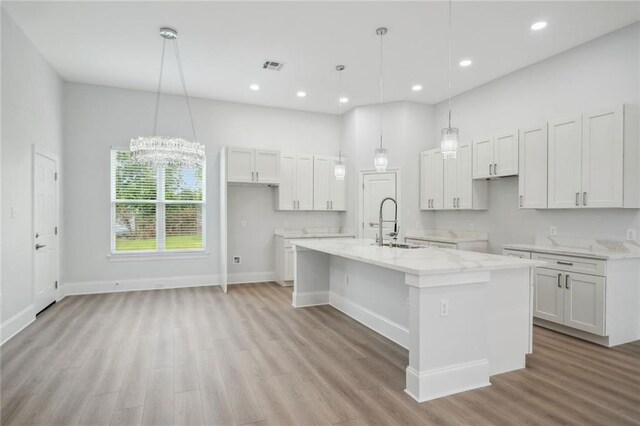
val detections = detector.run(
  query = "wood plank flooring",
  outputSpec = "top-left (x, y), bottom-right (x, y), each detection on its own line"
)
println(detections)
top-left (1, 283), bottom-right (639, 425)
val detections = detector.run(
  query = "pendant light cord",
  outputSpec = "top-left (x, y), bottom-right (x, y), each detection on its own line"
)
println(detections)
top-left (338, 67), bottom-right (343, 161)
top-left (153, 38), bottom-right (167, 136)
top-left (174, 39), bottom-right (197, 140)
top-left (447, 0), bottom-right (453, 129)
top-left (379, 30), bottom-right (384, 150)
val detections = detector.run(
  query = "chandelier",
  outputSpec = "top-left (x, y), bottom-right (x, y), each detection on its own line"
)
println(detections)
top-left (131, 27), bottom-right (205, 168)
top-left (334, 65), bottom-right (346, 181)
top-left (374, 27), bottom-right (388, 172)
top-left (441, 0), bottom-right (459, 159)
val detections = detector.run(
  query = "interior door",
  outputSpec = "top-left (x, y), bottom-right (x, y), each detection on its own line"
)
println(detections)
top-left (548, 116), bottom-right (582, 208)
top-left (533, 268), bottom-right (564, 324)
top-left (329, 157), bottom-right (347, 211)
top-left (362, 172), bottom-right (397, 240)
top-left (493, 131), bottom-right (519, 177)
top-left (295, 154), bottom-right (314, 210)
top-left (34, 152), bottom-right (58, 314)
top-left (456, 143), bottom-right (473, 209)
top-left (278, 153), bottom-right (296, 210)
top-left (581, 107), bottom-right (623, 208)
top-left (563, 272), bottom-right (605, 335)
top-left (519, 125), bottom-right (548, 209)
top-left (254, 149), bottom-right (280, 184)
top-left (313, 156), bottom-right (331, 210)
top-left (472, 136), bottom-right (494, 179)
top-left (226, 148), bottom-right (255, 183)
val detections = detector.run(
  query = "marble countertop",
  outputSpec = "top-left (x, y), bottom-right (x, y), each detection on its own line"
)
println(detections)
top-left (274, 227), bottom-right (355, 239)
top-left (292, 238), bottom-right (541, 276)
top-left (405, 229), bottom-right (488, 244)
top-left (503, 236), bottom-right (640, 260)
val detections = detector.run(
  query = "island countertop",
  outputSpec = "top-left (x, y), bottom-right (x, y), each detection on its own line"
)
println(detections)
top-left (292, 238), bottom-right (542, 276)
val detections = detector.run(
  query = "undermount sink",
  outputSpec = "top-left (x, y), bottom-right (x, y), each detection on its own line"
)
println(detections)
top-left (372, 242), bottom-right (421, 249)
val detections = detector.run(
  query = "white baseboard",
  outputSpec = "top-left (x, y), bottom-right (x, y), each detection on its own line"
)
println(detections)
top-left (227, 271), bottom-right (276, 285)
top-left (292, 291), bottom-right (329, 307)
top-left (63, 274), bottom-right (220, 296)
top-left (1, 305), bottom-right (36, 346)
top-left (329, 291), bottom-right (409, 349)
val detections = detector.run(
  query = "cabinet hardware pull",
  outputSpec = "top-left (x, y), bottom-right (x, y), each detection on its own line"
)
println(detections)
top-left (252, 171), bottom-right (255, 181)
top-left (297, 200), bottom-right (300, 209)
top-left (326, 201), bottom-right (329, 209)
top-left (557, 273), bottom-right (562, 288)
top-left (429, 199), bottom-right (433, 208)
top-left (565, 274), bottom-right (570, 289)
top-left (292, 200), bottom-right (295, 209)
top-left (456, 198), bottom-right (460, 208)
top-left (557, 261), bottom-right (573, 266)
top-left (489, 164), bottom-right (492, 175)
top-left (453, 198), bottom-right (456, 208)
top-left (330, 201), bottom-right (333, 209)
top-left (519, 195), bottom-right (523, 207)
top-left (575, 192), bottom-right (580, 206)
top-left (494, 163), bottom-right (498, 175)
top-left (256, 172), bottom-right (259, 181)
top-left (583, 192), bottom-right (587, 206)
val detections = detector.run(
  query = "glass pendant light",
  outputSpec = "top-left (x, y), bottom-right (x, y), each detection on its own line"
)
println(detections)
top-left (441, 0), bottom-right (459, 160)
top-left (130, 27), bottom-right (205, 168)
top-left (334, 65), bottom-right (346, 181)
top-left (374, 27), bottom-right (388, 172)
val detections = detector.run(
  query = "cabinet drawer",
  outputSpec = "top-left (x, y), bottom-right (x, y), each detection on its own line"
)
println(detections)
top-left (532, 253), bottom-right (605, 276)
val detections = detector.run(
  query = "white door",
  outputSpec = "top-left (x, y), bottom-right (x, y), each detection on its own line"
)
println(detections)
top-left (34, 153), bottom-right (58, 314)
top-left (472, 136), bottom-right (494, 179)
top-left (563, 272), bottom-right (605, 336)
top-left (419, 151), bottom-right (432, 210)
top-left (227, 148), bottom-right (255, 183)
top-left (443, 154), bottom-right (458, 209)
top-left (278, 153), bottom-right (296, 210)
top-left (313, 156), bottom-right (331, 210)
top-left (296, 154), bottom-right (314, 210)
top-left (493, 131), bottom-right (519, 177)
top-left (581, 107), bottom-right (623, 208)
top-left (329, 157), bottom-right (347, 211)
top-left (533, 268), bottom-right (564, 324)
top-left (254, 149), bottom-right (281, 184)
top-left (519, 125), bottom-right (548, 209)
top-left (548, 116), bottom-right (582, 208)
top-left (456, 143), bottom-right (473, 209)
top-left (362, 172), bottom-right (397, 240)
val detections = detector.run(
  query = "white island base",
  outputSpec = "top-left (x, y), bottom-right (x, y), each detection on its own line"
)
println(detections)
top-left (292, 239), bottom-right (539, 403)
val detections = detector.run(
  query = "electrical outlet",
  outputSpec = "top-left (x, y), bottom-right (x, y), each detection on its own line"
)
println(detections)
top-left (233, 256), bottom-right (241, 264)
top-left (440, 300), bottom-right (449, 317)
top-left (627, 229), bottom-right (637, 241)
top-left (550, 226), bottom-right (557, 236)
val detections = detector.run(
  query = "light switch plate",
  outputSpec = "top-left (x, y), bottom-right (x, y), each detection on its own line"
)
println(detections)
top-left (233, 256), bottom-right (241, 264)
top-left (627, 229), bottom-right (637, 241)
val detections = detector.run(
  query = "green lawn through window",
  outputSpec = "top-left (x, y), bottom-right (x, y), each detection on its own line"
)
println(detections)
top-left (116, 235), bottom-right (203, 251)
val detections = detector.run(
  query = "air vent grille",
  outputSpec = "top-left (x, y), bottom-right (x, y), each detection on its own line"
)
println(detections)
top-left (262, 60), bottom-right (284, 71)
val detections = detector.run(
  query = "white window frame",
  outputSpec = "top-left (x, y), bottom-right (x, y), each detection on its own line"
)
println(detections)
top-left (110, 149), bottom-right (207, 256)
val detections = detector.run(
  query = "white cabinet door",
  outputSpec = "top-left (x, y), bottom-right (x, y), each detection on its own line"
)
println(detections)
top-left (284, 248), bottom-right (294, 281)
top-left (432, 151), bottom-right (445, 209)
top-left (329, 157), bottom-right (347, 211)
top-left (296, 154), bottom-right (314, 210)
top-left (533, 268), bottom-right (564, 324)
top-left (227, 148), bottom-right (255, 183)
top-left (548, 116), bottom-right (582, 208)
top-left (581, 107), bottom-right (623, 208)
top-left (443, 154), bottom-right (458, 209)
top-left (313, 156), bottom-right (331, 210)
top-left (419, 151), bottom-right (432, 210)
top-left (255, 150), bottom-right (280, 184)
top-left (278, 153), bottom-right (296, 210)
top-left (473, 136), bottom-right (494, 179)
top-left (456, 143), bottom-right (473, 209)
top-left (563, 272), bottom-right (605, 336)
top-left (494, 131), bottom-right (519, 177)
top-left (519, 124), bottom-right (548, 209)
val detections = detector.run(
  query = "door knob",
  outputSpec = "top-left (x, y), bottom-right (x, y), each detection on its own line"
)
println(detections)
top-left (35, 244), bottom-right (46, 250)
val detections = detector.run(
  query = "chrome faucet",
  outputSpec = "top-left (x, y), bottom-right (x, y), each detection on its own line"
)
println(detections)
top-left (375, 197), bottom-right (398, 246)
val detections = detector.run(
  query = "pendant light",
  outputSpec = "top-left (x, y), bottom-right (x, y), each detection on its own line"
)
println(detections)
top-left (374, 27), bottom-right (388, 173)
top-left (334, 65), bottom-right (347, 180)
top-left (130, 27), bottom-right (205, 168)
top-left (441, 0), bottom-right (459, 160)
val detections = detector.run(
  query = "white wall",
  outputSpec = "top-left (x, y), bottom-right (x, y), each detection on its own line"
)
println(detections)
top-left (1, 11), bottom-right (63, 327)
top-left (342, 101), bottom-right (437, 237)
top-left (63, 82), bottom-right (341, 287)
top-left (431, 23), bottom-right (640, 253)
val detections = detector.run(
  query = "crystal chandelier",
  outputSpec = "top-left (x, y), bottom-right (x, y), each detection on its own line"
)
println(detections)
top-left (441, 0), bottom-right (459, 160)
top-left (334, 65), bottom-right (346, 181)
top-left (131, 27), bottom-right (205, 168)
top-left (374, 27), bottom-right (388, 173)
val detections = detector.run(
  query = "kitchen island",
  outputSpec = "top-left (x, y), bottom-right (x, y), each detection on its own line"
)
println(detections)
top-left (292, 238), bottom-right (542, 402)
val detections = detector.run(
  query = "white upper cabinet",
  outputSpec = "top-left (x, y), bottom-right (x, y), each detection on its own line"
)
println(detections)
top-left (278, 153), bottom-right (297, 210)
top-left (519, 124), bottom-right (548, 209)
top-left (472, 136), bottom-right (494, 179)
top-left (328, 157), bottom-right (347, 211)
top-left (548, 116), bottom-right (582, 208)
top-left (296, 154), bottom-right (314, 210)
top-left (227, 148), bottom-right (281, 184)
top-left (313, 156), bottom-right (347, 211)
top-left (581, 107), bottom-right (623, 208)
top-left (472, 132), bottom-right (519, 179)
top-left (420, 149), bottom-right (444, 210)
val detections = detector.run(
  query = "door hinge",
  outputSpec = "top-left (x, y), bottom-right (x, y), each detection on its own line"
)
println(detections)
top-left (54, 172), bottom-right (58, 181)
top-left (55, 280), bottom-right (58, 289)
top-left (54, 226), bottom-right (58, 235)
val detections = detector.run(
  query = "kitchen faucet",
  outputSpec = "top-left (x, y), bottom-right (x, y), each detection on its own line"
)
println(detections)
top-left (372, 197), bottom-right (398, 246)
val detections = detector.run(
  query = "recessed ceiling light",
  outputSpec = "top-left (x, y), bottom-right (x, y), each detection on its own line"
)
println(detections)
top-left (297, 91), bottom-right (307, 98)
top-left (249, 83), bottom-right (260, 91)
top-left (340, 97), bottom-right (349, 103)
top-left (459, 59), bottom-right (472, 67)
top-left (531, 21), bottom-right (547, 31)
top-left (412, 85), bottom-right (423, 92)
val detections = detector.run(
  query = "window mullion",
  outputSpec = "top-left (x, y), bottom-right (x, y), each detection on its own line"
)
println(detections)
top-left (157, 167), bottom-right (165, 251)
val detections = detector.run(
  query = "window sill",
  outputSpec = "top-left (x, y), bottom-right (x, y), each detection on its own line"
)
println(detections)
top-left (107, 251), bottom-right (210, 262)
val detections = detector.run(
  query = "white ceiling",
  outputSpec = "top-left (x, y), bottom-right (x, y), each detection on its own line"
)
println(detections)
top-left (4, 1), bottom-right (639, 114)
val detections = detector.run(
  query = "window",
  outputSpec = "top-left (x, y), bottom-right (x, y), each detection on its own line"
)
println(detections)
top-left (111, 150), bottom-right (205, 253)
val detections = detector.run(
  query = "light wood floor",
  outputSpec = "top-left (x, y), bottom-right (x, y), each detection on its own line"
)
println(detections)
top-left (1, 283), bottom-right (639, 425)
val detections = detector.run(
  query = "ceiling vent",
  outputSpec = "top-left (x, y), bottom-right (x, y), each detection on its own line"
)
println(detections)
top-left (262, 60), bottom-right (284, 71)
